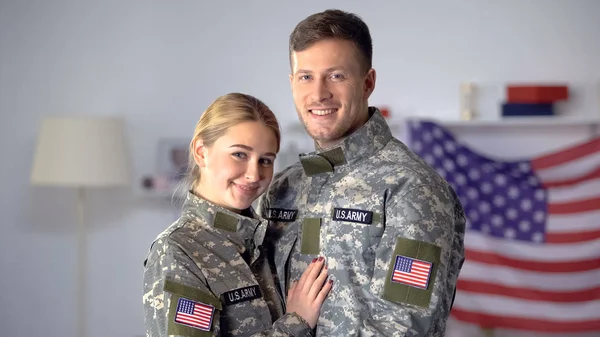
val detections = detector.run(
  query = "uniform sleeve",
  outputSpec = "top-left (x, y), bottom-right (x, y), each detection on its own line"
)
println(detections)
top-left (360, 183), bottom-right (466, 336)
top-left (143, 239), bottom-right (223, 337)
top-left (261, 313), bottom-right (314, 337)
top-left (143, 238), bottom-right (314, 337)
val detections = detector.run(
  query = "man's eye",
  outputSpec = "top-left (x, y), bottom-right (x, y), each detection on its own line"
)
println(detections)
top-left (299, 75), bottom-right (311, 81)
top-left (331, 73), bottom-right (344, 80)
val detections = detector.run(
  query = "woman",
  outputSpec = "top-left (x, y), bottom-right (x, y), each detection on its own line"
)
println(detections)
top-left (143, 93), bottom-right (331, 337)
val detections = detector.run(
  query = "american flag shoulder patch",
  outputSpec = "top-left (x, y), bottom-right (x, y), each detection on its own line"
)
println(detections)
top-left (391, 255), bottom-right (433, 290)
top-left (173, 297), bottom-right (215, 331)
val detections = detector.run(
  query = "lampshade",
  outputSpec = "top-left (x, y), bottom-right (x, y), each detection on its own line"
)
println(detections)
top-left (30, 116), bottom-right (132, 187)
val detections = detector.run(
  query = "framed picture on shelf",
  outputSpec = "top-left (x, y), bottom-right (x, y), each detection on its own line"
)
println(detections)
top-left (157, 138), bottom-right (190, 185)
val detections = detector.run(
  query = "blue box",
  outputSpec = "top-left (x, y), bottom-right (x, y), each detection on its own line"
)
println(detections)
top-left (501, 102), bottom-right (554, 116)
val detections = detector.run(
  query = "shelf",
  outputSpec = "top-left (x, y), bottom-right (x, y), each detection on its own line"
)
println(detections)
top-left (407, 116), bottom-right (600, 127)
top-left (137, 188), bottom-right (179, 200)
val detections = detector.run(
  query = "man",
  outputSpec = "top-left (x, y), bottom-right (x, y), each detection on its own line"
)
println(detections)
top-left (258, 9), bottom-right (465, 337)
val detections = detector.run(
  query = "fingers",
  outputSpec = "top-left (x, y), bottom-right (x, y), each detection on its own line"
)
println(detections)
top-left (315, 278), bottom-right (333, 305)
top-left (287, 280), bottom-right (298, 300)
top-left (294, 259), bottom-right (315, 293)
top-left (308, 263), bottom-right (329, 299)
top-left (285, 256), bottom-right (333, 326)
top-left (295, 257), bottom-right (330, 299)
top-left (305, 257), bottom-right (325, 287)
top-left (296, 257), bottom-right (324, 293)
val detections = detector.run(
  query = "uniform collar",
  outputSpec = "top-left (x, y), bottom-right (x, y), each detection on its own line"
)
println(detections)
top-left (182, 192), bottom-right (266, 249)
top-left (299, 107), bottom-right (392, 176)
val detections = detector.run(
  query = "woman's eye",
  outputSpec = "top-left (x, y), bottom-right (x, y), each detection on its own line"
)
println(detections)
top-left (260, 158), bottom-right (273, 166)
top-left (232, 152), bottom-right (247, 159)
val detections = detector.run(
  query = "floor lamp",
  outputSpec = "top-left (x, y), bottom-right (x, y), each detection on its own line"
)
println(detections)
top-left (30, 116), bottom-right (131, 337)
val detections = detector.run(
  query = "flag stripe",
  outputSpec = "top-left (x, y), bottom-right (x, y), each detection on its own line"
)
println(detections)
top-left (446, 317), bottom-right (600, 337)
top-left (548, 197), bottom-right (600, 214)
top-left (393, 276), bottom-right (425, 287)
top-left (465, 248), bottom-right (600, 272)
top-left (176, 313), bottom-right (211, 323)
top-left (393, 272), bottom-right (429, 281)
top-left (535, 149), bottom-right (600, 183)
top-left (546, 209), bottom-right (600, 232)
top-left (451, 308), bottom-right (600, 333)
top-left (531, 137), bottom-right (600, 170)
top-left (392, 272), bottom-right (429, 282)
top-left (543, 167), bottom-right (600, 188)
top-left (176, 314), bottom-right (210, 325)
top-left (457, 280), bottom-right (600, 302)
top-left (459, 260), bottom-right (600, 292)
top-left (179, 310), bottom-right (212, 321)
top-left (453, 292), bottom-right (600, 321)
top-left (465, 232), bottom-right (600, 262)
top-left (546, 228), bottom-right (600, 243)
top-left (546, 176), bottom-right (600, 202)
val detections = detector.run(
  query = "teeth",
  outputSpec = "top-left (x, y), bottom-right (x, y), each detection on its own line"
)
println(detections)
top-left (311, 109), bottom-right (337, 116)
top-left (235, 183), bottom-right (257, 191)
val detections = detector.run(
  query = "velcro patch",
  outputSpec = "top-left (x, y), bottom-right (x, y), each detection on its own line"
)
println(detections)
top-left (265, 208), bottom-right (298, 222)
top-left (332, 207), bottom-right (373, 224)
top-left (222, 285), bottom-right (262, 305)
top-left (382, 237), bottom-right (441, 308)
top-left (174, 297), bottom-right (215, 331)
top-left (164, 280), bottom-right (222, 310)
top-left (391, 255), bottom-right (433, 290)
top-left (300, 218), bottom-right (321, 254)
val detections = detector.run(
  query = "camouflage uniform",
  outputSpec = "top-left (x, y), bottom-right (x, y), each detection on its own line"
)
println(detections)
top-left (258, 108), bottom-right (466, 337)
top-left (143, 192), bottom-right (313, 337)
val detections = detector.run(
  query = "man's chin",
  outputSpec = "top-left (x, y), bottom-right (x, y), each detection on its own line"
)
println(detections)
top-left (304, 128), bottom-right (329, 140)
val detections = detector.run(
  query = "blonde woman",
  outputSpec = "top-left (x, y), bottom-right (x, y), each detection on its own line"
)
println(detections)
top-left (143, 93), bottom-right (331, 337)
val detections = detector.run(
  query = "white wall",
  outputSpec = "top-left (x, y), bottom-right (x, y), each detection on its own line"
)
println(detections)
top-left (1, 1), bottom-right (599, 337)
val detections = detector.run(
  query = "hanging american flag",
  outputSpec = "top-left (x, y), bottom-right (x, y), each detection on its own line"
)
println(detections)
top-left (408, 120), bottom-right (600, 334)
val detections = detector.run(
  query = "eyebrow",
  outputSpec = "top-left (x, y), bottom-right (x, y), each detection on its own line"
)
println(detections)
top-left (295, 66), bottom-right (347, 74)
top-left (230, 144), bottom-right (276, 157)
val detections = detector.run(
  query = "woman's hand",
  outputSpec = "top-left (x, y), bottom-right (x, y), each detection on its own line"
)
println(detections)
top-left (285, 257), bottom-right (333, 328)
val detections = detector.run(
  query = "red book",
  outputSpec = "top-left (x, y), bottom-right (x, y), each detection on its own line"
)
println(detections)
top-left (507, 85), bottom-right (569, 103)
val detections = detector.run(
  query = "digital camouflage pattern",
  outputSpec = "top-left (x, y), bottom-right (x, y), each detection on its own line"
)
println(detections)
top-left (258, 108), bottom-right (466, 337)
top-left (143, 192), bottom-right (314, 337)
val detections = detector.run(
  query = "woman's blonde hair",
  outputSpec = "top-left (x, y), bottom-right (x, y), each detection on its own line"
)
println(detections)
top-left (174, 92), bottom-right (281, 201)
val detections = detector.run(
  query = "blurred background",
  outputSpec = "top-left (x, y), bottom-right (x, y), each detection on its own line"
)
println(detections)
top-left (1, 1), bottom-right (599, 336)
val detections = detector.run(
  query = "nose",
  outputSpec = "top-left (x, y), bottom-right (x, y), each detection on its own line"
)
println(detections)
top-left (245, 162), bottom-right (261, 183)
top-left (310, 78), bottom-right (332, 103)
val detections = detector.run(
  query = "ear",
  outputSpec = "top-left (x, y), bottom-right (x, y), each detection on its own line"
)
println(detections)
top-left (363, 68), bottom-right (376, 100)
top-left (191, 138), bottom-right (208, 168)
top-left (289, 73), bottom-right (293, 89)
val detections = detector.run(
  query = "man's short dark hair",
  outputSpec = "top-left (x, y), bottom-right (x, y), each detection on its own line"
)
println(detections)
top-left (289, 9), bottom-right (373, 72)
